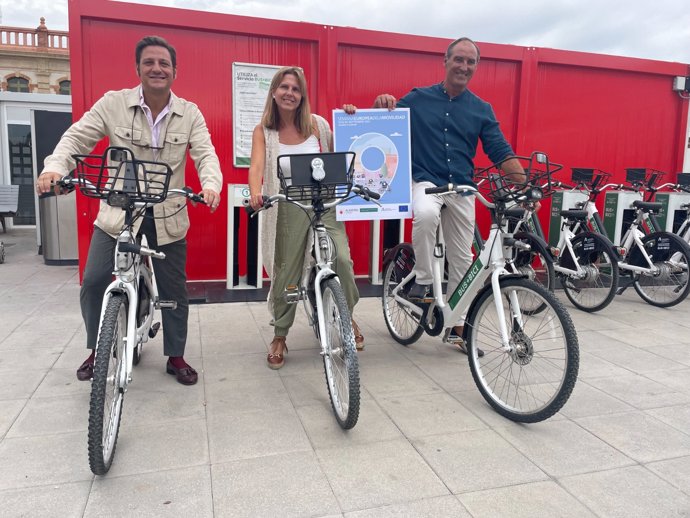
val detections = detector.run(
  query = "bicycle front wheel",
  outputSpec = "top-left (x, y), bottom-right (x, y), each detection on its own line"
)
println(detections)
top-left (562, 233), bottom-right (619, 312)
top-left (381, 259), bottom-right (423, 345)
top-left (88, 293), bottom-right (127, 475)
top-left (321, 278), bottom-right (360, 429)
top-left (466, 278), bottom-right (579, 423)
top-left (633, 233), bottom-right (690, 307)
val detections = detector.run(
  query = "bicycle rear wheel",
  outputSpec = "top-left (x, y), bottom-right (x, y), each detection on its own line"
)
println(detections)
top-left (88, 293), bottom-right (127, 475)
top-left (633, 233), bottom-right (690, 307)
top-left (381, 257), bottom-right (424, 345)
top-left (465, 278), bottom-right (579, 423)
top-left (562, 233), bottom-right (619, 312)
top-left (321, 278), bottom-right (360, 429)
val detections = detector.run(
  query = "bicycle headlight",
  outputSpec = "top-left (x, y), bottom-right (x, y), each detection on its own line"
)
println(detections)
top-left (528, 187), bottom-right (544, 201)
top-left (108, 191), bottom-right (131, 208)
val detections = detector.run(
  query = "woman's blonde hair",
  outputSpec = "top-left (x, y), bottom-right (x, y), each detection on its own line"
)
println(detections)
top-left (261, 66), bottom-right (312, 138)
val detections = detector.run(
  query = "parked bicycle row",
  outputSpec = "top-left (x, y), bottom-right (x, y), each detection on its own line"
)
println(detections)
top-left (498, 162), bottom-right (690, 313)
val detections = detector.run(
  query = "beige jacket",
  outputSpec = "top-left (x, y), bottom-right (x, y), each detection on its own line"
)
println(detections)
top-left (42, 87), bottom-right (222, 245)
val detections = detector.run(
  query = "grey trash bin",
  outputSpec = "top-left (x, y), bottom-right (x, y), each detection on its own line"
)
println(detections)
top-left (39, 190), bottom-right (79, 265)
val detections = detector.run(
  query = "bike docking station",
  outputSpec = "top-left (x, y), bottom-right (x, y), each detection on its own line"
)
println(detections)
top-left (654, 173), bottom-right (690, 232)
top-left (227, 183), bottom-right (264, 293)
top-left (602, 168), bottom-right (645, 246)
top-left (548, 167), bottom-right (590, 248)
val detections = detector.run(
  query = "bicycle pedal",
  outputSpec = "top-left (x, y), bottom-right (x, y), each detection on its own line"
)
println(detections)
top-left (155, 300), bottom-right (178, 310)
top-left (283, 285), bottom-right (302, 304)
top-left (149, 322), bottom-right (161, 338)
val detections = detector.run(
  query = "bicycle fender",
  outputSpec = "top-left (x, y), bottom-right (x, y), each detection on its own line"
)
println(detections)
top-left (514, 231), bottom-right (555, 262)
top-left (627, 231), bottom-right (690, 267)
top-left (382, 242), bottom-right (415, 267)
top-left (462, 274), bottom-right (526, 341)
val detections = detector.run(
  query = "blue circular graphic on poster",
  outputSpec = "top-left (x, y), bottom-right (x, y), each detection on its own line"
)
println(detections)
top-left (349, 132), bottom-right (399, 197)
top-left (361, 146), bottom-right (386, 171)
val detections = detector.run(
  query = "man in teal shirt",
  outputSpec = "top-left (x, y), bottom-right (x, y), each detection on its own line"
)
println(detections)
top-left (375, 37), bottom-right (525, 355)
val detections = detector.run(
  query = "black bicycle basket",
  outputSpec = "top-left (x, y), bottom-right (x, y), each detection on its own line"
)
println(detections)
top-left (625, 167), bottom-right (665, 187)
top-left (72, 146), bottom-right (173, 205)
top-left (277, 151), bottom-right (355, 201)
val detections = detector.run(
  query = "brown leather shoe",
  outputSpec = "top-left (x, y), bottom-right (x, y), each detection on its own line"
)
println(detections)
top-left (76, 359), bottom-right (94, 381)
top-left (166, 360), bottom-right (198, 385)
top-left (267, 337), bottom-right (287, 369)
top-left (352, 319), bottom-right (365, 351)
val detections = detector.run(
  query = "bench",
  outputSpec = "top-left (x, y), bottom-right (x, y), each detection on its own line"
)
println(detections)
top-left (0, 185), bottom-right (20, 233)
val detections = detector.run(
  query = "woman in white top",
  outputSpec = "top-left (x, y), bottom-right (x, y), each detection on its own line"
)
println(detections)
top-left (248, 66), bottom-right (363, 369)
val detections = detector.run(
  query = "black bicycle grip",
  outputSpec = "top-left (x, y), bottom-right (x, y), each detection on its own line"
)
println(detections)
top-left (359, 186), bottom-right (382, 200)
top-left (183, 187), bottom-right (206, 204)
top-left (425, 184), bottom-right (454, 195)
top-left (243, 195), bottom-right (269, 216)
top-left (38, 180), bottom-right (75, 198)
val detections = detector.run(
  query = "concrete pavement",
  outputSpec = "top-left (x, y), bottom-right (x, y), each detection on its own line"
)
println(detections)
top-left (1, 227), bottom-right (690, 517)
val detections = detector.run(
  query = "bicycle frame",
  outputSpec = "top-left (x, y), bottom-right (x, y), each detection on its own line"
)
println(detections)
top-left (97, 228), bottom-right (158, 390)
top-left (390, 188), bottom-right (525, 351)
top-left (617, 213), bottom-right (661, 274)
top-left (305, 217), bottom-right (342, 348)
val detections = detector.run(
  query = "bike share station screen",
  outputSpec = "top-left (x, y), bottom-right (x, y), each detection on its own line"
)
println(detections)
top-left (654, 173), bottom-right (690, 233)
top-left (548, 190), bottom-right (589, 247)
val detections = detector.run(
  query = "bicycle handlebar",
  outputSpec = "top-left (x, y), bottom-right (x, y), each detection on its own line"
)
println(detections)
top-left (244, 184), bottom-right (381, 217)
top-left (424, 183), bottom-right (495, 209)
top-left (41, 175), bottom-right (207, 205)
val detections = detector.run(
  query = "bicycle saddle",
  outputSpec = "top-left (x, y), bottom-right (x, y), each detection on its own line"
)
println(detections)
top-left (560, 209), bottom-right (588, 220)
top-left (631, 200), bottom-right (662, 213)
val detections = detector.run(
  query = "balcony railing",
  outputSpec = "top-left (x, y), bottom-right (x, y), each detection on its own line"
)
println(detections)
top-left (0, 18), bottom-right (68, 53)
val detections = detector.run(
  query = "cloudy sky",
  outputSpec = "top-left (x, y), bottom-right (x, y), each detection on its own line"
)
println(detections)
top-left (3, 0), bottom-right (690, 64)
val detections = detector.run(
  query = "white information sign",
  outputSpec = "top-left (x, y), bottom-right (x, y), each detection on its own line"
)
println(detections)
top-left (232, 62), bottom-right (283, 167)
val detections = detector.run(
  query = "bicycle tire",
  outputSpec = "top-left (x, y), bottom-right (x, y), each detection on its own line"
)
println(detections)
top-left (381, 259), bottom-right (424, 345)
top-left (465, 278), bottom-right (579, 423)
top-left (562, 232), bottom-right (620, 312)
top-left (88, 293), bottom-right (127, 475)
top-left (321, 278), bottom-right (360, 429)
top-left (632, 233), bottom-right (690, 307)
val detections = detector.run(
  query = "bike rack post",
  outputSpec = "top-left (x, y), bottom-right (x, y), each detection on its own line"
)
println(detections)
top-left (548, 190), bottom-right (589, 246)
top-left (603, 190), bottom-right (643, 246)
top-left (226, 183), bottom-right (264, 289)
top-left (369, 218), bottom-right (407, 284)
top-left (654, 190), bottom-right (690, 232)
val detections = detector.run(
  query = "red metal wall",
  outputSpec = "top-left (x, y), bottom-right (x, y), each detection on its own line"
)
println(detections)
top-left (69, 0), bottom-right (690, 281)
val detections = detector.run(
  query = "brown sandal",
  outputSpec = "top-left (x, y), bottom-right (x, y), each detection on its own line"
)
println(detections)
top-left (267, 336), bottom-right (287, 369)
top-left (352, 319), bottom-right (365, 351)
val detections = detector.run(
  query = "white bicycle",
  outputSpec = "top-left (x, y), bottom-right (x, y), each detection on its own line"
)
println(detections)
top-left (246, 151), bottom-right (380, 429)
top-left (48, 146), bottom-right (205, 475)
top-left (381, 154), bottom-right (579, 422)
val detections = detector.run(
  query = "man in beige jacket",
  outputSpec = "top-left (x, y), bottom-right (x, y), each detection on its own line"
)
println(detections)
top-left (36, 35), bottom-right (222, 385)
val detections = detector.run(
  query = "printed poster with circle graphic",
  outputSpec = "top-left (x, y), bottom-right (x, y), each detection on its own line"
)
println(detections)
top-left (333, 108), bottom-right (412, 221)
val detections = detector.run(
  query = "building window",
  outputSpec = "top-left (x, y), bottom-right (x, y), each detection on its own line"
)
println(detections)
top-left (7, 77), bottom-right (30, 93)
top-left (58, 80), bottom-right (71, 95)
